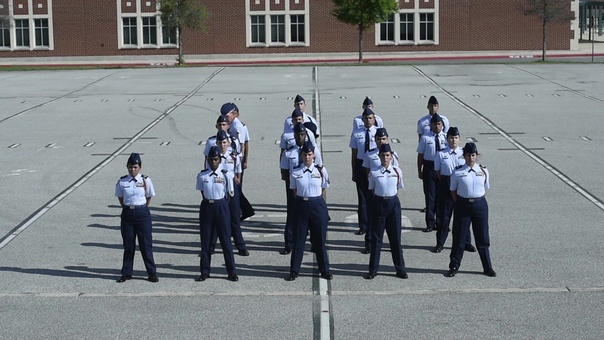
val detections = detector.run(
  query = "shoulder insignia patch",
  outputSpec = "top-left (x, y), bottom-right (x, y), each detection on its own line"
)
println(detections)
top-left (142, 175), bottom-right (148, 179)
top-left (120, 175), bottom-right (128, 179)
top-left (455, 165), bottom-right (463, 170)
top-left (480, 164), bottom-right (486, 169)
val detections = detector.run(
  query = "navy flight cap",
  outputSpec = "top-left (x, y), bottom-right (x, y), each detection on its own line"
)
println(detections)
top-left (362, 108), bottom-right (375, 117)
top-left (294, 94), bottom-right (305, 103)
top-left (127, 152), bottom-right (142, 166)
top-left (463, 142), bottom-right (478, 155)
top-left (363, 97), bottom-right (373, 106)
top-left (375, 127), bottom-right (388, 137)
top-left (447, 127), bottom-right (460, 136)
top-left (220, 102), bottom-right (236, 115)
top-left (216, 130), bottom-right (228, 141)
top-left (301, 141), bottom-right (315, 153)
top-left (428, 96), bottom-right (438, 105)
top-left (379, 143), bottom-right (392, 154)
top-left (291, 108), bottom-right (304, 118)
top-left (293, 122), bottom-right (306, 134)
top-left (430, 113), bottom-right (443, 123)
top-left (208, 146), bottom-right (221, 158)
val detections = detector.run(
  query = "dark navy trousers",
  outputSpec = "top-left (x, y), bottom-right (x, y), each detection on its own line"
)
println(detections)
top-left (290, 197), bottom-right (330, 275)
top-left (368, 196), bottom-right (406, 274)
top-left (199, 198), bottom-right (236, 275)
top-left (284, 179), bottom-right (295, 250)
top-left (436, 175), bottom-right (471, 247)
top-left (120, 206), bottom-right (156, 276)
top-left (211, 185), bottom-right (247, 251)
top-left (353, 158), bottom-right (370, 233)
top-left (422, 160), bottom-right (439, 229)
top-left (449, 197), bottom-right (492, 271)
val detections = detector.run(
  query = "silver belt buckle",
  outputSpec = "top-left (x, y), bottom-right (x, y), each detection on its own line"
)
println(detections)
top-left (208, 199), bottom-right (215, 203)
top-left (129, 205), bottom-right (135, 209)
top-left (303, 197), bottom-right (309, 201)
top-left (468, 198), bottom-right (475, 203)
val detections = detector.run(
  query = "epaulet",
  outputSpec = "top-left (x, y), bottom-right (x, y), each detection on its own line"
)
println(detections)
top-left (479, 164), bottom-right (486, 169)
top-left (293, 164), bottom-right (304, 171)
top-left (141, 174), bottom-right (148, 179)
top-left (120, 175), bottom-right (128, 179)
top-left (208, 135), bottom-right (216, 140)
top-left (455, 165), bottom-right (463, 170)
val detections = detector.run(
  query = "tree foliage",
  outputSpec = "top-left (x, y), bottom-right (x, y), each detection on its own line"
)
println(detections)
top-left (159, 0), bottom-right (207, 65)
top-left (520, 0), bottom-right (575, 61)
top-left (332, 0), bottom-right (399, 63)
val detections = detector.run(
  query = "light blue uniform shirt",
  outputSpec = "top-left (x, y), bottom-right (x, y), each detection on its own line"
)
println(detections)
top-left (204, 134), bottom-right (241, 156)
top-left (417, 131), bottom-right (448, 162)
top-left (349, 125), bottom-right (377, 160)
top-left (368, 165), bottom-right (404, 197)
top-left (115, 174), bottom-right (155, 206)
top-left (352, 115), bottom-right (384, 130)
top-left (280, 144), bottom-right (323, 170)
top-left (289, 164), bottom-right (329, 197)
top-left (283, 113), bottom-right (320, 136)
top-left (450, 164), bottom-right (490, 199)
top-left (434, 146), bottom-right (465, 176)
top-left (196, 164), bottom-right (234, 200)
top-left (417, 114), bottom-right (450, 136)
top-left (363, 148), bottom-right (399, 170)
top-left (279, 129), bottom-right (317, 150)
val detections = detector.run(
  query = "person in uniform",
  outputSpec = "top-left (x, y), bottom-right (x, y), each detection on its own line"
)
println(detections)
top-left (279, 122), bottom-right (323, 255)
top-left (352, 97), bottom-right (384, 130)
top-left (283, 94), bottom-right (320, 138)
top-left (446, 143), bottom-right (496, 278)
top-left (114, 152), bottom-right (158, 283)
top-left (204, 115), bottom-right (242, 162)
top-left (359, 127), bottom-right (398, 254)
top-left (220, 103), bottom-right (255, 221)
top-left (195, 146), bottom-right (239, 282)
top-left (286, 142), bottom-right (332, 281)
top-left (209, 130), bottom-right (249, 256)
top-left (433, 127), bottom-right (475, 253)
top-left (417, 96), bottom-right (450, 140)
top-left (364, 144), bottom-right (408, 280)
top-left (417, 113), bottom-right (448, 232)
top-left (350, 108), bottom-right (377, 236)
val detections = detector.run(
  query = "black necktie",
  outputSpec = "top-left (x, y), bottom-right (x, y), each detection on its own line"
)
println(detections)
top-left (304, 168), bottom-right (312, 173)
top-left (364, 129), bottom-right (370, 153)
top-left (381, 169), bottom-right (390, 174)
top-left (129, 178), bottom-right (137, 182)
top-left (435, 134), bottom-right (441, 151)
top-left (468, 168), bottom-right (475, 173)
top-left (210, 172), bottom-right (218, 176)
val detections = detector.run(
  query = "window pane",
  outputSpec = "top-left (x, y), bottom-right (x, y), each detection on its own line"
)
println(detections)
top-left (0, 20), bottom-right (10, 47)
top-left (270, 15), bottom-right (285, 43)
top-left (122, 17), bottom-right (137, 45)
top-left (290, 14), bottom-right (305, 43)
top-left (15, 19), bottom-right (29, 47)
top-left (142, 17), bottom-right (157, 45)
top-left (400, 13), bottom-right (414, 41)
top-left (419, 13), bottom-right (434, 41)
top-left (251, 15), bottom-right (266, 43)
top-left (34, 18), bottom-right (49, 47)
top-left (162, 25), bottom-right (177, 44)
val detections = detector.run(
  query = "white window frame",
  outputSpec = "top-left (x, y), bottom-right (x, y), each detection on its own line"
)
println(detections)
top-left (117, 0), bottom-right (177, 49)
top-left (0, 0), bottom-right (54, 51)
top-left (375, 0), bottom-right (439, 46)
top-left (245, 0), bottom-right (310, 47)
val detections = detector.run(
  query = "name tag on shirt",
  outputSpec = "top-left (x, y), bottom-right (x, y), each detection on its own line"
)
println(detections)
top-left (136, 182), bottom-right (145, 187)
top-left (311, 174), bottom-right (321, 178)
top-left (476, 172), bottom-right (484, 177)
top-left (214, 177), bottom-right (224, 183)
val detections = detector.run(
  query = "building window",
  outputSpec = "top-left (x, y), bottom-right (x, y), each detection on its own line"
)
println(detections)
top-left (246, 0), bottom-right (309, 47)
top-left (0, 20), bottom-right (10, 48)
top-left (379, 14), bottom-right (395, 42)
top-left (15, 19), bottom-right (30, 47)
top-left (122, 17), bottom-right (137, 45)
top-left (270, 14), bottom-right (285, 43)
top-left (419, 13), bottom-right (434, 41)
top-left (376, 11), bottom-right (437, 45)
top-left (290, 14), bottom-right (304, 43)
top-left (142, 16), bottom-right (157, 45)
top-left (400, 13), bottom-right (414, 42)
top-left (34, 18), bottom-right (50, 47)
top-left (162, 25), bottom-right (177, 45)
top-left (251, 15), bottom-right (266, 43)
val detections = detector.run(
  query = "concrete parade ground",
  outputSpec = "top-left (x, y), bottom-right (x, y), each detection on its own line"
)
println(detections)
top-left (1, 64), bottom-right (604, 339)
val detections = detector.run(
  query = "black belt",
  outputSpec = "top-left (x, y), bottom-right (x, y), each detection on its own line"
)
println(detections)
top-left (375, 195), bottom-right (396, 200)
top-left (125, 205), bottom-right (147, 210)
top-left (296, 196), bottom-right (321, 201)
top-left (203, 198), bottom-right (226, 204)
top-left (459, 196), bottom-right (485, 203)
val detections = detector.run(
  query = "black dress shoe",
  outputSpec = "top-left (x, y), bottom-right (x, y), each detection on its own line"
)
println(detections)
top-left (320, 272), bottom-right (333, 280)
top-left (354, 229), bottom-right (366, 235)
top-left (238, 249), bottom-right (250, 256)
top-left (420, 207), bottom-right (427, 212)
top-left (279, 247), bottom-right (292, 255)
top-left (484, 269), bottom-right (497, 277)
top-left (285, 272), bottom-right (298, 281)
top-left (361, 247), bottom-right (371, 254)
top-left (116, 275), bottom-right (132, 283)
top-left (227, 273), bottom-right (239, 282)
top-left (396, 271), bottom-right (408, 279)
top-left (465, 244), bottom-right (477, 252)
top-left (363, 272), bottom-right (377, 280)
top-left (446, 268), bottom-right (458, 277)
top-left (195, 274), bottom-right (210, 282)
top-left (240, 212), bottom-right (255, 221)
top-left (147, 275), bottom-right (159, 283)
top-left (423, 227), bottom-right (434, 232)
top-left (432, 245), bottom-right (444, 253)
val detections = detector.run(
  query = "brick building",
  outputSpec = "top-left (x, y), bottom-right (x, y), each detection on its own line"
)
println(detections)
top-left (0, 0), bottom-right (579, 59)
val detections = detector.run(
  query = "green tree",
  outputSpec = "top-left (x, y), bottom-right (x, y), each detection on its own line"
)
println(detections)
top-left (159, 0), bottom-right (207, 65)
top-left (332, 0), bottom-right (399, 63)
top-left (520, 0), bottom-right (575, 61)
